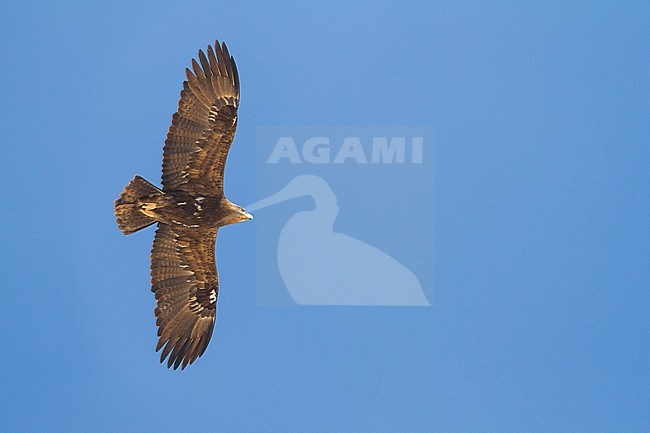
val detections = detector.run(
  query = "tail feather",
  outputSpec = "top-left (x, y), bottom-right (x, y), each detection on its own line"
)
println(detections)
top-left (115, 176), bottom-right (163, 235)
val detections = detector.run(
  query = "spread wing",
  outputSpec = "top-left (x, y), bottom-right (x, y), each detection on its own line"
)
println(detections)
top-left (162, 40), bottom-right (240, 196)
top-left (150, 224), bottom-right (219, 370)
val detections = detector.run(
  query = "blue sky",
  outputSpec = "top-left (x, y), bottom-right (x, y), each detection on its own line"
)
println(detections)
top-left (1, 1), bottom-right (649, 432)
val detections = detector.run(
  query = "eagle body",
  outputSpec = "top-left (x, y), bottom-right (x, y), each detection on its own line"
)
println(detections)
top-left (114, 41), bottom-right (251, 370)
top-left (141, 191), bottom-right (245, 229)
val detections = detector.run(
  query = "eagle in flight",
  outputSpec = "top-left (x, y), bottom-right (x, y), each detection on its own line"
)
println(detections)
top-left (114, 40), bottom-right (251, 370)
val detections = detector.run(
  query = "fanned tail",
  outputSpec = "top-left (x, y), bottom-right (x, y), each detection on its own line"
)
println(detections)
top-left (114, 176), bottom-right (163, 235)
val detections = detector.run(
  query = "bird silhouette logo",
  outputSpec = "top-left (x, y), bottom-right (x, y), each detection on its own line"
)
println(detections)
top-left (248, 175), bottom-right (430, 306)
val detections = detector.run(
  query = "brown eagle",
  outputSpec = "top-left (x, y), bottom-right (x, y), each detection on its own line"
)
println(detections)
top-left (114, 40), bottom-right (251, 370)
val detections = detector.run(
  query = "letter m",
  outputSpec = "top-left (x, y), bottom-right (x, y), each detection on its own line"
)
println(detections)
top-left (371, 137), bottom-right (405, 164)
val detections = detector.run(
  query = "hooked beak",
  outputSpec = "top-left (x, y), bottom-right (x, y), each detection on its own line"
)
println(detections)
top-left (242, 210), bottom-right (253, 221)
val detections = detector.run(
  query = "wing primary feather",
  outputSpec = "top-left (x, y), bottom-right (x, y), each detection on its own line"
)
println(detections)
top-left (185, 339), bottom-right (203, 367)
top-left (185, 67), bottom-right (196, 82)
top-left (214, 39), bottom-right (221, 58)
top-left (191, 58), bottom-right (206, 79)
top-left (207, 45), bottom-right (220, 76)
top-left (166, 335), bottom-right (187, 365)
top-left (221, 42), bottom-right (233, 78)
top-left (198, 49), bottom-right (211, 79)
top-left (231, 57), bottom-right (240, 91)
top-left (171, 339), bottom-right (192, 370)
top-left (182, 338), bottom-right (199, 368)
top-left (156, 335), bottom-right (170, 352)
top-left (199, 321), bottom-right (214, 356)
top-left (160, 336), bottom-right (180, 362)
top-left (214, 42), bottom-right (229, 77)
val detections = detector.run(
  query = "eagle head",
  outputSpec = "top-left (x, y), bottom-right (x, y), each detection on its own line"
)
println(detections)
top-left (219, 198), bottom-right (253, 227)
